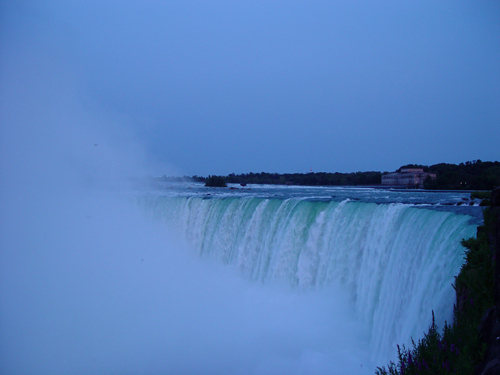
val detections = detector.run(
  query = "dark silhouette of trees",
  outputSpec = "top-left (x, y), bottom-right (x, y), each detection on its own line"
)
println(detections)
top-left (223, 171), bottom-right (382, 186)
top-left (158, 160), bottom-right (499, 190)
top-left (424, 160), bottom-right (500, 190)
top-left (204, 175), bottom-right (227, 187)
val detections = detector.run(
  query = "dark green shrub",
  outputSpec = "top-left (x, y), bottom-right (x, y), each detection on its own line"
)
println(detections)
top-left (205, 175), bottom-right (227, 187)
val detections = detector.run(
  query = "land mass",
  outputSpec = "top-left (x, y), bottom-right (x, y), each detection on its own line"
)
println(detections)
top-left (159, 160), bottom-right (500, 191)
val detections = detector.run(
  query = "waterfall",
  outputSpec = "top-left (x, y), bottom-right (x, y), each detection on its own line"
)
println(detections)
top-left (139, 195), bottom-right (477, 363)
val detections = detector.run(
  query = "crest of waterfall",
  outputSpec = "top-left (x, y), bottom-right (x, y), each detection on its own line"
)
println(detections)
top-left (138, 195), bottom-right (476, 363)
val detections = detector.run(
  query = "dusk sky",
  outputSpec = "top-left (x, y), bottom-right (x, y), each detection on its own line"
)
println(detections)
top-left (1, 1), bottom-right (499, 177)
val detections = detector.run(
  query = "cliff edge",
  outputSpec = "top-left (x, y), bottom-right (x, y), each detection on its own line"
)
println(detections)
top-left (476, 187), bottom-right (500, 375)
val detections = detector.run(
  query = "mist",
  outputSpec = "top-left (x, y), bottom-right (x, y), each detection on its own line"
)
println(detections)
top-left (0, 8), bottom-right (372, 375)
top-left (0, 110), bottom-right (371, 374)
top-left (1, 188), bottom-right (372, 374)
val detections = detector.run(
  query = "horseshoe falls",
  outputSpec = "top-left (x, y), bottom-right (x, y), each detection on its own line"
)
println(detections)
top-left (0, 184), bottom-right (479, 375)
top-left (137, 186), bottom-right (478, 373)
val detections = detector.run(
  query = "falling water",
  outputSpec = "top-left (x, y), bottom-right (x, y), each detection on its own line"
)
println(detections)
top-left (138, 194), bottom-right (477, 364)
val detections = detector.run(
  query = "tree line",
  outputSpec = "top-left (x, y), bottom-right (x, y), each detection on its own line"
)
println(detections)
top-left (194, 171), bottom-right (382, 187)
top-left (413, 160), bottom-right (500, 190)
top-left (158, 160), bottom-right (499, 190)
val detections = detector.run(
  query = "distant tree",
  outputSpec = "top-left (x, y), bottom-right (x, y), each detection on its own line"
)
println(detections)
top-left (205, 175), bottom-right (227, 187)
